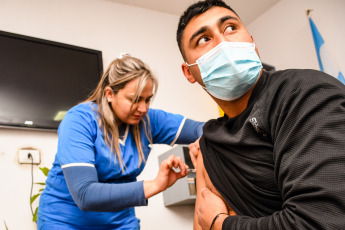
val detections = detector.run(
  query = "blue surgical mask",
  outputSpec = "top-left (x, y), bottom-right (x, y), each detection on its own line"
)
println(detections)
top-left (187, 42), bottom-right (262, 101)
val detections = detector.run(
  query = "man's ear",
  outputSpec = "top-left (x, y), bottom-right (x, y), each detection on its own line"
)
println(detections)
top-left (181, 63), bottom-right (197, 83)
top-left (251, 35), bottom-right (260, 57)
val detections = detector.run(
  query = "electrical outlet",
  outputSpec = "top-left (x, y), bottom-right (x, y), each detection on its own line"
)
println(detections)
top-left (18, 149), bottom-right (41, 164)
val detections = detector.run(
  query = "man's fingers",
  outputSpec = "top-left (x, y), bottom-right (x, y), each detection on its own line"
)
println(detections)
top-left (189, 142), bottom-right (199, 156)
top-left (189, 151), bottom-right (197, 167)
top-left (188, 139), bottom-right (201, 169)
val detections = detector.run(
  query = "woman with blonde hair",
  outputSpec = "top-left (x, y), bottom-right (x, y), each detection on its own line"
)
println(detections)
top-left (37, 54), bottom-right (204, 229)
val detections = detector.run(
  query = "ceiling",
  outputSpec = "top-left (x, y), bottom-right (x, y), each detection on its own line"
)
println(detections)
top-left (105, 0), bottom-right (280, 25)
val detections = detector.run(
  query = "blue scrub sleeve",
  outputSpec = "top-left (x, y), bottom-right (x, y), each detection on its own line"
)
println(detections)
top-left (62, 166), bottom-right (148, 212)
top-left (175, 119), bottom-right (205, 144)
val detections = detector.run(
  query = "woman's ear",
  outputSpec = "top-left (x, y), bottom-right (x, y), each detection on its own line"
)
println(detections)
top-left (104, 86), bottom-right (114, 102)
top-left (181, 63), bottom-right (197, 83)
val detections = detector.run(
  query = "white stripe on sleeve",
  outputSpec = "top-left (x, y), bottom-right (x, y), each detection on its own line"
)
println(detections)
top-left (61, 163), bottom-right (95, 169)
top-left (170, 117), bottom-right (186, 146)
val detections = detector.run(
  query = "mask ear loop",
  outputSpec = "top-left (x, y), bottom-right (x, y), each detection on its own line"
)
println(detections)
top-left (186, 62), bottom-right (198, 67)
top-left (186, 61), bottom-right (207, 92)
top-left (201, 85), bottom-right (208, 91)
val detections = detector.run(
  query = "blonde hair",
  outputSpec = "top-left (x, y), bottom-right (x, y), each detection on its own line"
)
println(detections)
top-left (84, 54), bottom-right (158, 171)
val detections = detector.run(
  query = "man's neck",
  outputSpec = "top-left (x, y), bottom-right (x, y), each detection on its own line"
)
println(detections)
top-left (215, 89), bottom-right (253, 118)
top-left (215, 70), bottom-right (262, 118)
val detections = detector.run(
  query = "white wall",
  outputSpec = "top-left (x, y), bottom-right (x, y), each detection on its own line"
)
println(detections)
top-left (0, 0), bottom-right (218, 229)
top-left (1, 0), bottom-right (344, 229)
top-left (247, 0), bottom-right (345, 73)
top-left (0, 128), bottom-right (57, 230)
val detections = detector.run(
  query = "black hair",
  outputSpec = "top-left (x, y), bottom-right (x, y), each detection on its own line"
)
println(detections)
top-left (176, 0), bottom-right (239, 60)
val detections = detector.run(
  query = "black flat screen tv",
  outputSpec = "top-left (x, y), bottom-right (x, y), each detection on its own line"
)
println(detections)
top-left (0, 30), bottom-right (103, 131)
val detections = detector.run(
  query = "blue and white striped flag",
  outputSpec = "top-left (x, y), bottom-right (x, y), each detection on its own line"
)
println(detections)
top-left (309, 17), bottom-right (345, 84)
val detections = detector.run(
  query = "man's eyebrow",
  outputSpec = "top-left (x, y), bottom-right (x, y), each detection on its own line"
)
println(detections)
top-left (189, 15), bottom-right (240, 45)
top-left (219, 15), bottom-right (239, 24)
top-left (189, 26), bottom-right (209, 44)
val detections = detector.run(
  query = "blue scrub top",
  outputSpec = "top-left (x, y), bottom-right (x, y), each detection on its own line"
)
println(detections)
top-left (38, 102), bottom-right (185, 229)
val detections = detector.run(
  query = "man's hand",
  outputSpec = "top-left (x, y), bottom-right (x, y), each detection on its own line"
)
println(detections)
top-left (197, 188), bottom-right (228, 230)
top-left (189, 138), bottom-right (200, 169)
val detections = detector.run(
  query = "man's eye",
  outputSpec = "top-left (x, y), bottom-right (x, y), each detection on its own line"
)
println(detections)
top-left (197, 37), bottom-right (209, 46)
top-left (224, 25), bottom-right (235, 34)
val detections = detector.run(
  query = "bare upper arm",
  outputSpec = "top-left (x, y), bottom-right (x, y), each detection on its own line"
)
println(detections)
top-left (193, 148), bottom-right (234, 229)
top-left (196, 149), bottom-right (226, 203)
top-left (196, 151), bottom-right (235, 212)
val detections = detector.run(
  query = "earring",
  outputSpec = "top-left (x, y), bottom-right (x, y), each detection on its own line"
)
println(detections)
top-left (107, 98), bottom-right (111, 103)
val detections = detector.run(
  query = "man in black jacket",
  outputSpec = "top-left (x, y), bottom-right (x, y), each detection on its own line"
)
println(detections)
top-left (177, 0), bottom-right (345, 229)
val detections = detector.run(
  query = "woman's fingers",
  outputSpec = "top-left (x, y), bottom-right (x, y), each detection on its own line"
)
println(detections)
top-left (162, 155), bottom-right (190, 178)
top-left (172, 156), bottom-right (189, 176)
top-left (163, 154), bottom-right (175, 170)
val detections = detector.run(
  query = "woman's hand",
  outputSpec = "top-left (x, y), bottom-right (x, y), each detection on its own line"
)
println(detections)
top-left (189, 138), bottom-right (200, 169)
top-left (144, 154), bottom-right (189, 199)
